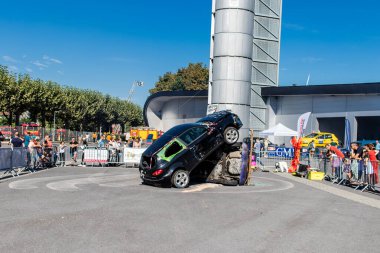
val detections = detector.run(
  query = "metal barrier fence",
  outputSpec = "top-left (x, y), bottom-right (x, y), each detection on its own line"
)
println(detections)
top-left (256, 151), bottom-right (379, 193)
top-left (256, 151), bottom-right (328, 173)
top-left (0, 147), bottom-right (28, 177)
top-left (331, 158), bottom-right (379, 192)
top-left (0, 145), bottom-right (146, 179)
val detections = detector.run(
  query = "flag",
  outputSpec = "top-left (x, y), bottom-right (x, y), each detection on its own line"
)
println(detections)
top-left (345, 119), bottom-right (351, 150)
top-left (297, 112), bottom-right (311, 138)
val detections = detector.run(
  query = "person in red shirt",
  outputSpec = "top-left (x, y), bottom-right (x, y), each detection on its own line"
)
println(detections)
top-left (325, 143), bottom-right (344, 159)
top-left (366, 144), bottom-right (378, 184)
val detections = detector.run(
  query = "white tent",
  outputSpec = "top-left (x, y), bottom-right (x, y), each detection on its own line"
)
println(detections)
top-left (259, 123), bottom-right (298, 137)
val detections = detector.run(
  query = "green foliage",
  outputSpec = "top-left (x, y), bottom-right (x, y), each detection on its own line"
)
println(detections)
top-left (149, 63), bottom-right (209, 94)
top-left (0, 65), bottom-right (143, 131)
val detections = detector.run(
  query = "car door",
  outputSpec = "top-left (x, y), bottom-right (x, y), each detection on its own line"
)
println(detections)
top-left (178, 126), bottom-right (208, 166)
top-left (316, 134), bottom-right (325, 146)
top-left (324, 134), bottom-right (333, 145)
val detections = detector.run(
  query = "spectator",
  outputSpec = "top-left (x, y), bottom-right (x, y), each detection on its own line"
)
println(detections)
top-left (69, 137), bottom-right (79, 162)
top-left (59, 141), bottom-right (66, 166)
top-left (350, 142), bottom-right (365, 180)
top-left (0, 131), bottom-right (4, 147)
top-left (133, 137), bottom-right (141, 148)
top-left (254, 139), bottom-right (263, 166)
top-left (98, 135), bottom-right (107, 148)
top-left (85, 133), bottom-right (90, 143)
top-left (325, 143), bottom-right (344, 178)
top-left (28, 138), bottom-right (41, 169)
top-left (11, 132), bottom-right (24, 148)
top-left (264, 138), bottom-right (269, 151)
top-left (127, 138), bottom-right (133, 148)
top-left (24, 132), bottom-right (31, 148)
top-left (376, 140), bottom-right (380, 160)
top-left (92, 132), bottom-right (97, 143)
top-left (24, 132), bottom-right (31, 166)
top-left (366, 143), bottom-right (378, 184)
top-left (43, 135), bottom-right (53, 148)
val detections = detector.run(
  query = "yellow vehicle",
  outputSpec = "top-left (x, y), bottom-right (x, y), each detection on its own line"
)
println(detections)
top-left (301, 132), bottom-right (339, 148)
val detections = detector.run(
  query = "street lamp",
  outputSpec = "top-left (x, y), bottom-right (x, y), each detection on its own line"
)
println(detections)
top-left (53, 111), bottom-right (59, 142)
top-left (127, 80), bottom-right (144, 103)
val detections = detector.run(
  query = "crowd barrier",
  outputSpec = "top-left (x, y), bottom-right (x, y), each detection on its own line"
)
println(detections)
top-left (256, 151), bottom-right (379, 193)
top-left (0, 147), bottom-right (28, 177)
top-left (54, 146), bottom-right (147, 167)
top-left (0, 145), bottom-right (147, 179)
top-left (331, 157), bottom-right (379, 192)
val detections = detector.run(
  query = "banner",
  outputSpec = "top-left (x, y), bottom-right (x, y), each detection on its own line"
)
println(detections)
top-left (123, 147), bottom-right (147, 164)
top-left (297, 112), bottom-right (311, 138)
top-left (267, 148), bottom-right (294, 158)
top-left (345, 119), bottom-right (351, 150)
top-left (84, 149), bottom-right (109, 163)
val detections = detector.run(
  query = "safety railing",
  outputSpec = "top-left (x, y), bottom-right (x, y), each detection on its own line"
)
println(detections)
top-left (332, 158), bottom-right (379, 192)
top-left (1, 145), bottom-right (147, 180)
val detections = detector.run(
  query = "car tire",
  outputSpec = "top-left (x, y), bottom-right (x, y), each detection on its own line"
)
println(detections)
top-left (224, 127), bottom-right (239, 145)
top-left (171, 169), bottom-right (190, 188)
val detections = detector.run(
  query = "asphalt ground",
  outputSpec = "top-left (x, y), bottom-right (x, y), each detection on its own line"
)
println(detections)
top-left (0, 166), bottom-right (379, 253)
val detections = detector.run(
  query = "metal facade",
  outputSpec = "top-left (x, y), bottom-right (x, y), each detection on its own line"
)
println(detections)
top-left (209, 0), bottom-right (282, 139)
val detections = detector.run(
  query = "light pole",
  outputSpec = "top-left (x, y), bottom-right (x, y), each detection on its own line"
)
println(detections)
top-left (127, 81), bottom-right (144, 103)
top-left (53, 111), bottom-right (58, 142)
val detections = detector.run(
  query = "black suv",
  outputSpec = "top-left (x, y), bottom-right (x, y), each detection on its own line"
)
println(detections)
top-left (139, 111), bottom-right (243, 188)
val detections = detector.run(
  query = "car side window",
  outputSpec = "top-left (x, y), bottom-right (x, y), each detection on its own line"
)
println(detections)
top-left (317, 135), bottom-right (324, 139)
top-left (325, 134), bottom-right (332, 139)
top-left (164, 141), bottom-right (183, 157)
top-left (179, 127), bottom-right (207, 145)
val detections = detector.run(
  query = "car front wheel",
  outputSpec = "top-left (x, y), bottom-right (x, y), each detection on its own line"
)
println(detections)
top-left (224, 127), bottom-right (239, 144)
top-left (171, 169), bottom-right (190, 188)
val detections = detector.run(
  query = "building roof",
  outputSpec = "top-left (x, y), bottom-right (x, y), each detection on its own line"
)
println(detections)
top-left (262, 82), bottom-right (380, 96)
top-left (143, 90), bottom-right (208, 126)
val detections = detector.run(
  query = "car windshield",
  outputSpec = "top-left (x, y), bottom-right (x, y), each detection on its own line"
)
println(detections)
top-left (305, 133), bottom-right (319, 138)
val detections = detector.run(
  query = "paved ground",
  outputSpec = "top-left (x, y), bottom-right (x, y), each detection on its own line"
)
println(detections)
top-left (0, 167), bottom-right (379, 253)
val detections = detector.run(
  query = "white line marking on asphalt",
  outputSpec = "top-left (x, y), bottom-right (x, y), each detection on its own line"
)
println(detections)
top-left (46, 174), bottom-right (138, 191)
top-left (275, 173), bottom-right (380, 210)
top-left (8, 175), bottom-right (92, 189)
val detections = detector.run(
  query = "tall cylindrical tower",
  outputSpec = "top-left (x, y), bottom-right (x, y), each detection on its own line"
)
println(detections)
top-left (209, 0), bottom-right (282, 140)
top-left (209, 0), bottom-right (255, 140)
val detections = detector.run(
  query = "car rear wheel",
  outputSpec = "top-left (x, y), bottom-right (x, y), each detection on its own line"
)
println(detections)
top-left (171, 169), bottom-right (190, 188)
top-left (224, 127), bottom-right (239, 145)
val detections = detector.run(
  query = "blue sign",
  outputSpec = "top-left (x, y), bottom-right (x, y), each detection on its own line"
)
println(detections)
top-left (267, 148), bottom-right (294, 158)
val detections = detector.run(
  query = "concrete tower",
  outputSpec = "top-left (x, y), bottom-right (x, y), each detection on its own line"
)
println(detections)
top-left (209, 0), bottom-right (282, 139)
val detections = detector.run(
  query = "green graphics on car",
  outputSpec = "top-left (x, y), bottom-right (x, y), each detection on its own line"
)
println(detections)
top-left (156, 138), bottom-right (186, 162)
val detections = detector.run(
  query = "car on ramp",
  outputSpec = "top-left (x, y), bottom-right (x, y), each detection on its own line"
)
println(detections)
top-left (139, 111), bottom-right (243, 188)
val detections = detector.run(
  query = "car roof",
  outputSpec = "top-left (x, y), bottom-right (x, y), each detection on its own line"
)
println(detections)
top-left (305, 132), bottom-right (334, 136)
top-left (197, 110), bottom-right (231, 123)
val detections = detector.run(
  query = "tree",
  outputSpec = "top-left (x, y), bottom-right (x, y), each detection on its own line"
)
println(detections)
top-left (149, 63), bottom-right (209, 94)
top-left (0, 64), bottom-right (144, 130)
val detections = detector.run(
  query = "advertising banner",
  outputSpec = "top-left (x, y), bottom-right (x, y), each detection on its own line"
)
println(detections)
top-left (267, 147), bottom-right (294, 158)
top-left (297, 112), bottom-right (311, 138)
top-left (84, 149), bottom-right (109, 163)
top-left (123, 147), bottom-right (146, 164)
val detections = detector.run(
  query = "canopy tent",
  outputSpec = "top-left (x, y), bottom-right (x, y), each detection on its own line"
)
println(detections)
top-left (259, 123), bottom-right (298, 137)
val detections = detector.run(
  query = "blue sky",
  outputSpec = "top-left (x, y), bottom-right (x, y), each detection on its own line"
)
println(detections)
top-left (1, 0), bottom-right (380, 107)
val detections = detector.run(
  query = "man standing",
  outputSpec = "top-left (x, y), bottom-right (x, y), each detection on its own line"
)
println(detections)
top-left (11, 132), bottom-right (24, 148)
top-left (69, 137), bottom-right (78, 162)
top-left (350, 142), bottom-right (365, 180)
top-left (254, 139), bottom-right (263, 166)
top-left (24, 132), bottom-right (31, 166)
